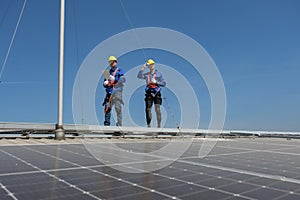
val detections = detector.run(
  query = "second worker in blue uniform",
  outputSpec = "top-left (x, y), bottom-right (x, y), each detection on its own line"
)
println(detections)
top-left (137, 59), bottom-right (166, 128)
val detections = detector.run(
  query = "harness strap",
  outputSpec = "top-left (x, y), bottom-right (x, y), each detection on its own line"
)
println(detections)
top-left (104, 94), bottom-right (113, 114)
top-left (113, 67), bottom-right (119, 77)
top-left (147, 73), bottom-right (157, 89)
top-left (110, 67), bottom-right (119, 84)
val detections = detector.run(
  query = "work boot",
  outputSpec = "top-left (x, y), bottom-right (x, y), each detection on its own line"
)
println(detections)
top-left (104, 122), bottom-right (110, 126)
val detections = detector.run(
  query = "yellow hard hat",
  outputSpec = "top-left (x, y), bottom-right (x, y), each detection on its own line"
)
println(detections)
top-left (147, 59), bottom-right (155, 65)
top-left (108, 56), bottom-right (117, 62)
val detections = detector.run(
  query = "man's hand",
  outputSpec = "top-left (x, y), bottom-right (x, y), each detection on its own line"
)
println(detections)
top-left (103, 80), bottom-right (109, 86)
top-left (151, 78), bottom-right (157, 84)
top-left (141, 63), bottom-right (147, 71)
top-left (104, 80), bottom-right (113, 87)
top-left (109, 75), bottom-right (115, 81)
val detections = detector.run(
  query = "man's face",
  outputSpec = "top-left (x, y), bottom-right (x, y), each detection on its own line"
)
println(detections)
top-left (109, 61), bottom-right (117, 68)
top-left (148, 64), bottom-right (155, 70)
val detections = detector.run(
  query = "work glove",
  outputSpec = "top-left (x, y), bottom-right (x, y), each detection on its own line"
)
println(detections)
top-left (103, 80), bottom-right (109, 86)
top-left (151, 78), bottom-right (157, 84)
top-left (109, 75), bottom-right (115, 81)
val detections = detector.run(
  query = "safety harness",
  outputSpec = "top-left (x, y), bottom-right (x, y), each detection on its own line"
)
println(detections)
top-left (147, 73), bottom-right (158, 89)
top-left (146, 72), bottom-right (160, 97)
top-left (104, 68), bottom-right (119, 114)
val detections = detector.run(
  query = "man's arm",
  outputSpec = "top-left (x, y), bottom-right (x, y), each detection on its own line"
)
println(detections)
top-left (137, 65), bottom-right (147, 79)
top-left (118, 69), bottom-right (126, 83)
top-left (103, 73), bottom-right (115, 87)
top-left (157, 72), bottom-right (166, 87)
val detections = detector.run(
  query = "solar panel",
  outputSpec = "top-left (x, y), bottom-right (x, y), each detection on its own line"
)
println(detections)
top-left (0, 137), bottom-right (300, 199)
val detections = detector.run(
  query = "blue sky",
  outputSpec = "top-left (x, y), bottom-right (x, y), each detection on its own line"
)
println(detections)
top-left (0, 0), bottom-right (299, 131)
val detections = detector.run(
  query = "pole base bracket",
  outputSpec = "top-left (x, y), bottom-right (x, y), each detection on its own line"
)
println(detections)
top-left (55, 124), bottom-right (65, 140)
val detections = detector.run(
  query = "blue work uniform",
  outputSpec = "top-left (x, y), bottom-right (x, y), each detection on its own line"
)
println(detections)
top-left (104, 66), bottom-right (125, 94)
top-left (103, 66), bottom-right (126, 126)
top-left (137, 69), bottom-right (166, 93)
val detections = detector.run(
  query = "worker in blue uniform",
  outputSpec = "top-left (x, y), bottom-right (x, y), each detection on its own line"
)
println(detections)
top-left (137, 59), bottom-right (166, 128)
top-left (102, 56), bottom-right (126, 126)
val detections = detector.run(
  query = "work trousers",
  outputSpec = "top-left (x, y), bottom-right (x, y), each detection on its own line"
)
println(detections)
top-left (104, 91), bottom-right (123, 126)
top-left (145, 91), bottom-right (162, 127)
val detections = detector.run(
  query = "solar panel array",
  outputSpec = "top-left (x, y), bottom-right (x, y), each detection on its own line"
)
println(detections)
top-left (0, 138), bottom-right (299, 200)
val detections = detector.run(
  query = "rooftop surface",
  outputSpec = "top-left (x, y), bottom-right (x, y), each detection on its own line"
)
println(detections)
top-left (0, 137), bottom-right (300, 200)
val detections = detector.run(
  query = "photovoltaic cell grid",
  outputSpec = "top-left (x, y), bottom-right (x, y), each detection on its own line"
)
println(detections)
top-left (0, 138), bottom-right (300, 200)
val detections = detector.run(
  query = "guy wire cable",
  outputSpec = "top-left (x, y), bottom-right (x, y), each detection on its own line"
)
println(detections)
top-left (0, 0), bottom-right (27, 81)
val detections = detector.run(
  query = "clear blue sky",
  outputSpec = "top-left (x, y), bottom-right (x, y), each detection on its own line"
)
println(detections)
top-left (0, 0), bottom-right (299, 131)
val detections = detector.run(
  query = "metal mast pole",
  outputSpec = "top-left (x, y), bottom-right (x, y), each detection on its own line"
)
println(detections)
top-left (55, 0), bottom-right (65, 140)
